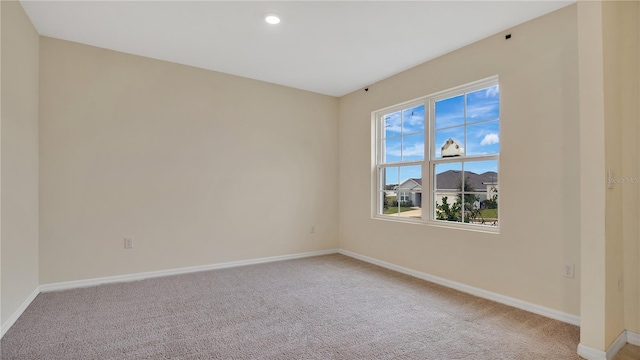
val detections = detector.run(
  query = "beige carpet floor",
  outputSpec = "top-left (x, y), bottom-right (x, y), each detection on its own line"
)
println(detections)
top-left (1, 254), bottom-right (580, 359)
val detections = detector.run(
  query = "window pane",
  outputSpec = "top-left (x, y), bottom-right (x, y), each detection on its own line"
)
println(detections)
top-left (402, 105), bottom-right (425, 134)
top-left (435, 163), bottom-right (462, 191)
top-left (383, 111), bottom-right (401, 138)
top-left (382, 137), bottom-right (401, 163)
top-left (478, 190), bottom-right (498, 226)
top-left (402, 134), bottom-right (424, 162)
top-left (380, 165), bottom-right (422, 218)
top-left (461, 160), bottom-right (498, 225)
top-left (465, 120), bottom-right (499, 156)
top-left (391, 192), bottom-right (422, 218)
top-left (434, 159), bottom-right (463, 224)
top-left (460, 160), bottom-right (498, 195)
top-left (398, 165), bottom-right (422, 216)
top-left (462, 160), bottom-right (498, 188)
top-left (435, 192), bottom-right (462, 222)
top-left (381, 167), bottom-right (399, 191)
top-left (380, 167), bottom-right (399, 216)
top-left (399, 165), bottom-right (422, 190)
top-left (434, 127), bottom-right (464, 159)
top-left (381, 191), bottom-right (400, 215)
top-left (435, 95), bottom-right (464, 129)
top-left (466, 85), bottom-right (499, 124)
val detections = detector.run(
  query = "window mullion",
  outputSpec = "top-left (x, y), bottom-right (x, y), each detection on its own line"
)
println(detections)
top-left (400, 109), bottom-right (404, 162)
top-left (378, 160), bottom-right (424, 168)
top-left (463, 92), bottom-right (467, 158)
top-left (431, 154), bottom-right (498, 165)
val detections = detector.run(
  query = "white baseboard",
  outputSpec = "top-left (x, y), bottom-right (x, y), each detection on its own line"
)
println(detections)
top-left (1, 286), bottom-right (40, 338)
top-left (578, 330), bottom-right (627, 360)
top-left (40, 249), bottom-right (338, 292)
top-left (607, 331), bottom-right (628, 360)
top-left (577, 344), bottom-right (607, 360)
top-left (337, 249), bottom-right (581, 326)
top-left (627, 330), bottom-right (640, 346)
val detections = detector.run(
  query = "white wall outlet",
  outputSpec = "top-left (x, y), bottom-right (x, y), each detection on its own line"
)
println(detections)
top-left (563, 264), bottom-right (574, 278)
top-left (310, 225), bottom-right (315, 234)
top-left (124, 237), bottom-right (133, 249)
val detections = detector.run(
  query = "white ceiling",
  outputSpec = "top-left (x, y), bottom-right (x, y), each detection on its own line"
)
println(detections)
top-left (20, 1), bottom-right (574, 97)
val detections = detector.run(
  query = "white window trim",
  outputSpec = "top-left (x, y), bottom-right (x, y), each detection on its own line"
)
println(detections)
top-left (372, 99), bottom-right (426, 222)
top-left (371, 76), bottom-right (500, 233)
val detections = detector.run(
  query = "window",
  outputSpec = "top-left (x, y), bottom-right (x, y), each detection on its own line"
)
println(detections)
top-left (374, 77), bottom-right (499, 230)
top-left (376, 102), bottom-right (425, 219)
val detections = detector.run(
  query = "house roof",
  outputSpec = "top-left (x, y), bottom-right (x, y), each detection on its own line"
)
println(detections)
top-left (397, 178), bottom-right (422, 190)
top-left (397, 171), bottom-right (497, 192)
top-left (436, 170), bottom-right (498, 191)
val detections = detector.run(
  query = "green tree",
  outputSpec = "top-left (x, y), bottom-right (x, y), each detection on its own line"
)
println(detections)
top-left (382, 192), bottom-right (388, 211)
top-left (482, 186), bottom-right (498, 209)
top-left (457, 178), bottom-right (481, 223)
top-left (436, 196), bottom-right (460, 221)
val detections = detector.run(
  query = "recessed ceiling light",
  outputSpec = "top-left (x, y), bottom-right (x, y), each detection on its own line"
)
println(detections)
top-left (265, 14), bottom-right (280, 25)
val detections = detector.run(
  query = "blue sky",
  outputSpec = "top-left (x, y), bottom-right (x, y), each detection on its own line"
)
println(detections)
top-left (382, 85), bottom-right (499, 186)
top-left (383, 105), bottom-right (425, 163)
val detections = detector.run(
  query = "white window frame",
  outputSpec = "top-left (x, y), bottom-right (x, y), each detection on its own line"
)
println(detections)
top-left (373, 99), bottom-right (426, 220)
top-left (372, 76), bottom-right (500, 232)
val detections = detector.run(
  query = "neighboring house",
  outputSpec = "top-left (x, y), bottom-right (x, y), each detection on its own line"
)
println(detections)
top-left (384, 188), bottom-right (397, 198)
top-left (441, 138), bottom-right (464, 157)
top-left (436, 170), bottom-right (497, 195)
top-left (397, 178), bottom-right (422, 207)
top-left (483, 181), bottom-right (499, 200)
top-left (397, 171), bottom-right (498, 209)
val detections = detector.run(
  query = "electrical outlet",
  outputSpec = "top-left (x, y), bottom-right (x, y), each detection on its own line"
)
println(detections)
top-left (124, 237), bottom-right (133, 249)
top-left (563, 264), bottom-right (574, 278)
top-left (310, 225), bottom-right (315, 234)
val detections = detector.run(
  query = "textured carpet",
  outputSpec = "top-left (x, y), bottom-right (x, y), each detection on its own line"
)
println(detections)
top-left (1, 254), bottom-right (580, 359)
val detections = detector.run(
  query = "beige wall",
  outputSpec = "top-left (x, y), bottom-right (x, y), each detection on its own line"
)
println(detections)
top-left (602, 0), bottom-right (627, 347)
top-left (1, 1), bottom-right (40, 326)
top-left (636, 2), bottom-right (640, 336)
top-left (619, 0), bottom-right (640, 336)
top-left (338, 5), bottom-right (580, 315)
top-left (1, 0), bottom-right (3, 328)
top-left (578, 0), bottom-right (608, 350)
top-left (39, 37), bottom-right (338, 284)
top-left (578, 1), bottom-right (639, 350)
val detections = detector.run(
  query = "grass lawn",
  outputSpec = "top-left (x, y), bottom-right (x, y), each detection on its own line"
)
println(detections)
top-left (384, 207), bottom-right (415, 215)
top-left (479, 209), bottom-right (498, 219)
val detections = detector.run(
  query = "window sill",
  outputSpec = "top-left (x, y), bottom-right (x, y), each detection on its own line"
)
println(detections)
top-left (372, 215), bottom-right (500, 234)
top-left (372, 214), bottom-right (424, 225)
top-left (427, 220), bottom-right (500, 234)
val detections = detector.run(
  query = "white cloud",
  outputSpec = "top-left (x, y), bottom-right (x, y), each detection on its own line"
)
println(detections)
top-left (385, 143), bottom-right (424, 158)
top-left (403, 114), bottom-right (424, 133)
top-left (402, 143), bottom-right (424, 157)
top-left (435, 113), bottom-right (464, 128)
top-left (467, 100), bottom-right (499, 119)
top-left (480, 133), bottom-right (499, 146)
top-left (385, 124), bottom-right (402, 134)
top-left (484, 85), bottom-right (499, 98)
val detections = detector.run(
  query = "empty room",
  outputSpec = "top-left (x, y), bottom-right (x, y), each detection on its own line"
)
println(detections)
top-left (2, 0), bottom-right (640, 359)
